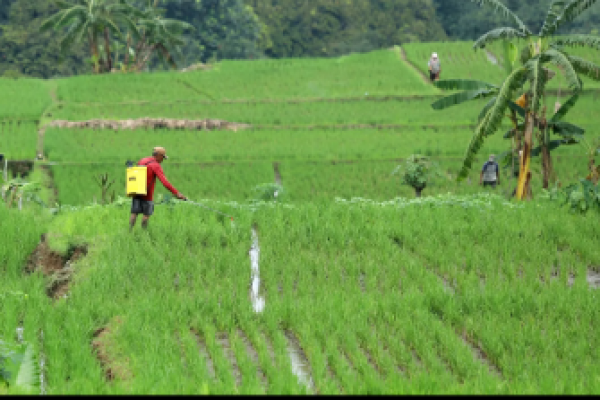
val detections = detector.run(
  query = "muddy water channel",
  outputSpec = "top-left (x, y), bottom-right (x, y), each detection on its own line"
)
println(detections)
top-left (247, 227), bottom-right (315, 392)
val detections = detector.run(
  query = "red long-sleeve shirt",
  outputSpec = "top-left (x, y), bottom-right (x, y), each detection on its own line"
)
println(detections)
top-left (137, 157), bottom-right (179, 201)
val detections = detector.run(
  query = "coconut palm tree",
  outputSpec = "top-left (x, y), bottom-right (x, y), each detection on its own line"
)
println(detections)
top-left (129, 1), bottom-right (193, 71)
top-left (40, 0), bottom-right (140, 73)
top-left (432, 0), bottom-right (600, 200)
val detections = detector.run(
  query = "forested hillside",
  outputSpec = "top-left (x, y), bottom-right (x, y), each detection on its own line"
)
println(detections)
top-left (432, 0), bottom-right (600, 40)
top-left (0, 0), bottom-right (599, 78)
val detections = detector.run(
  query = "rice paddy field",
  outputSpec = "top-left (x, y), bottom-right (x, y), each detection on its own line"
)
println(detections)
top-left (1, 41), bottom-right (600, 394)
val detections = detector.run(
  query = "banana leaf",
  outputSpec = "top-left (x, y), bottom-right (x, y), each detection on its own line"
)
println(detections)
top-left (530, 139), bottom-right (572, 157)
top-left (550, 121), bottom-right (585, 137)
top-left (507, 100), bottom-right (526, 118)
top-left (433, 79), bottom-right (497, 91)
top-left (431, 88), bottom-right (496, 110)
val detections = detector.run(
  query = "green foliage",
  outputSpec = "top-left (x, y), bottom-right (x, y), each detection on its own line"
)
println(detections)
top-left (245, 0), bottom-right (446, 58)
top-left (0, 0), bottom-right (88, 78)
top-left (0, 341), bottom-right (38, 394)
top-left (543, 178), bottom-right (600, 213)
top-left (163, 0), bottom-right (263, 64)
top-left (251, 183), bottom-right (285, 202)
top-left (392, 154), bottom-right (444, 193)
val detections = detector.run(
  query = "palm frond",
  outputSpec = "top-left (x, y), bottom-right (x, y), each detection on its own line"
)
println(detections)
top-left (544, 48), bottom-right (583, 90)
top-left (568, 55), bottom-right (600, 81)
top-left (431, 89), bottom-right (496, 110)
top-left (458, 66), bottom-right (529, 180)
top-left (470, 0), bottom-right (532, 33)
top-left (552, 34), bottom-right (600, 50)
top-left (59, 21), bottom-right (86, 55)
top-left (473, 27), bottom-right (529, 49)
top-left (102, 18), bottom-right (123, 38)
top-left (120, 15), bottom-right (141, 41)
top-left (54, 6), bottom-right (87, 30)
top-left (552, 0), bottom-right (600, 34)
top-left (550, 93), bottom-right (579, 122)
top-left (39, 11), bottom-right (65, 32)
top-left (433, 79), bottom-right (497, 91)
top-left (540, 0), bottom-right (568, 36)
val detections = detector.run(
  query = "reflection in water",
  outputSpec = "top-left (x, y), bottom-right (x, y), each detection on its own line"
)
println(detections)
top-left (250, 227), bottom-right (265, 313)
top-left (285, 331), bottom-right (315, 392)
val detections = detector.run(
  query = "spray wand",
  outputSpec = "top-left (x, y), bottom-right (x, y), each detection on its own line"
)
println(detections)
top-left (184, 199), bottom-right (235, 222)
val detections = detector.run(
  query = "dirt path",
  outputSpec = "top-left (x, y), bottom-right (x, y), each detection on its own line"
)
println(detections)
top-left (43, 118), bottom-right (250, 131)
top-left (394, 46), bottom-right (431, 85)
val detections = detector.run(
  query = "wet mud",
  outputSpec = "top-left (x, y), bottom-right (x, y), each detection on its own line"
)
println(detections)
top-left (25, 234), bottom-right (87, 300)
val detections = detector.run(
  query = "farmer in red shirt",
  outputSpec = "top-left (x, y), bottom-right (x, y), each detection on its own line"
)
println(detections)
top-left (130, 146), bottom-right (186, 231)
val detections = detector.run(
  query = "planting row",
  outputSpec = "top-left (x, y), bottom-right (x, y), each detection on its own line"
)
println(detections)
top-left (0, 79), bottom-right (51, 120)
top-left (56, 50), bottom-right (435, 105)
top-left (45, 155), bottom-right (592, 206)
top-left (48, 93), bottom-right (600, 128)
top-left (0, 121), bottom-right (39, 160)
top-left (2, 199), bottom-right (600, 393)
top-left (41, 126), bottom-right (512, 163)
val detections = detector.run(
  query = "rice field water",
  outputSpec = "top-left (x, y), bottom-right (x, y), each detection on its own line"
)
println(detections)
top-left (1, 42), bottom-right (600, 394)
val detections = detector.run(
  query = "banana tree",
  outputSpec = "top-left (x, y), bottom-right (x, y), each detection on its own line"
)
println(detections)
top-left (434, 0), bottom-right (600, 200)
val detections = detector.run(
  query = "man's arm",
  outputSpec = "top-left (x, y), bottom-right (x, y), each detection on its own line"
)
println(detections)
top-left (154, 164), bottom-right (185, 199)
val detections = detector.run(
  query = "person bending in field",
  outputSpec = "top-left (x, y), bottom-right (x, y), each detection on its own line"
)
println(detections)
top-left (428, 52), bottom-right (441, 82)
top-left (130, 146), bottom-right (186, 231)
top-left (480, 154), bottom-right (500, 189)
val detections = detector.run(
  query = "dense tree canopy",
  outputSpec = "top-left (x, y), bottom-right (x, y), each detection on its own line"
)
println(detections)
top-left (245, 0), bottom-right (446, 58)
top-left (432, 0), bottom-right (600, 40)
top-left (2, 0), bottom-right (597, 78)
top-left (0, 0), bottom-right (88, 78)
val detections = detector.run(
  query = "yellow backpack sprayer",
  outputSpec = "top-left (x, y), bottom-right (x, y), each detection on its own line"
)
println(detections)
top-left (126, 159), bottom-right (155, 197)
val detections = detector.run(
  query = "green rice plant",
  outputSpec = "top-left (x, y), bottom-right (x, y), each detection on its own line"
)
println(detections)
top-left (0, 79), bottom-right (51, 120)
top-left (57, 50), bottom-right (435, 104)
top-left (0, 122), bottom-right (39, 160)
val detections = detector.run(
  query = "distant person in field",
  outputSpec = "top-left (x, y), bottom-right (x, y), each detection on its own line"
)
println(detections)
top-left (130, 146), bottom-right (186, 231)
top-left (428, 52), bottom-right (441, 82)
top-left (480, 154), bottom-right (500, 189)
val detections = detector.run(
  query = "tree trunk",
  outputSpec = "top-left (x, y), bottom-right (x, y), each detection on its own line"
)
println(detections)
top-left (414, 185), bottom-right (425, 198)
top-left (103, 27), bottom-right (112, 72)
top-left (138, 44), bottom-right (157, 71)
top-left (516, 112), bottom-right (534, 200)
top-left (541, 143), bottom-right (552, 189)
top-left (90, 31), bottom-right (103, 74)
top-left (124, 34), bottom-right (131, 71)
top-left (156, 43), bottom-right (177, 69)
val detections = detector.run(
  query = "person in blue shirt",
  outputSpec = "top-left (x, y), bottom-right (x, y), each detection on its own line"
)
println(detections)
top-left (480, 154), bottom-right (500, 188)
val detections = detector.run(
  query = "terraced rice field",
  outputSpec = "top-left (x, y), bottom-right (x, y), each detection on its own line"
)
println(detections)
top-left (1, 42), bottom-right (600, 394)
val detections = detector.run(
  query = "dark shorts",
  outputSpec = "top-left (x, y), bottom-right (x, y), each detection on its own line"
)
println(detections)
top-left (430, 71), bottom-right (438, 81)
top-left (131, 197), bottom-right (154, 216)
top-left (483, 181), bottom-right (497, 189)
